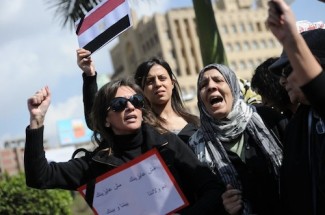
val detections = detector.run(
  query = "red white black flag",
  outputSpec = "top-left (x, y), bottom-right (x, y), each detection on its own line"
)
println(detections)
top-left (75, 0), bottom-right (132, 53)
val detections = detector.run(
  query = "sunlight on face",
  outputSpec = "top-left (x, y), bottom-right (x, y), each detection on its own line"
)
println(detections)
top-left (199, 69), bottom-right (233, 119)
top-left (106, 86), bottom-right (143, 135)
top-left (143, 64), bottom-right (174, 106)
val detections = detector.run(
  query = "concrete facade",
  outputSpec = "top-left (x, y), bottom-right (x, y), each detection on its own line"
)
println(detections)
top-left (110, 0), bottom-right (284, 114)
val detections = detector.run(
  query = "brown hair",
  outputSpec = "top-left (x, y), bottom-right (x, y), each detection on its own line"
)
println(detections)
top-left (134, 57), bottom-right (199, 126)
top-left (91, 78), bottom-right (167, 148)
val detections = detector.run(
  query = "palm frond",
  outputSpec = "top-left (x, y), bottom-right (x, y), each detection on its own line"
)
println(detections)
top-left (45, 0), bottom-right (102, 30)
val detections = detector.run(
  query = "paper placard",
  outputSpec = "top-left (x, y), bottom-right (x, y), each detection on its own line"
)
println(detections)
top-left (78, 148), bottom-right (188, 215)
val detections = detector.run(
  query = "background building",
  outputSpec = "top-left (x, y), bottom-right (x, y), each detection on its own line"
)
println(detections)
top-left (111, 0), bottom-right (283, 114)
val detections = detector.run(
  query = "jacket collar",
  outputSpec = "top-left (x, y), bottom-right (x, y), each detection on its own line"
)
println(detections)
top-left (92, 124), bottom-right (169, 167)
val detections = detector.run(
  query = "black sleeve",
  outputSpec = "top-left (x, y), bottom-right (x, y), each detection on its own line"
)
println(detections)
top-left (255, 104), bottom-right (288, 143)
top-left (82, 72), bottom-right (98, 130)
top-left (166, 134), bottom-right (226, 215)
top-left (301, 71), bottom-right (325, 119)
top-left (177, 123), bottom-right (198, 144)
top-left (24, 126), bottom-right (91, 190)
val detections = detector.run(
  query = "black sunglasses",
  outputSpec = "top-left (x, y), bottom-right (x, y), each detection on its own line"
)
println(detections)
top-left (107, 94), bottom-right (144, 112)
top-left (281, 64), bottom-right (293, 78)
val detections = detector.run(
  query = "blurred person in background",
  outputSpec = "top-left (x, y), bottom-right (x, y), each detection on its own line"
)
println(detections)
top-left (267, 0), bottom-right (325, 214)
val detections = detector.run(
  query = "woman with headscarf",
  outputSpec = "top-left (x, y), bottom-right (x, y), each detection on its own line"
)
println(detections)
top-left (188, 64), bottom-right (282, 215)
top-left (24, 78), bottom-right (225, 214)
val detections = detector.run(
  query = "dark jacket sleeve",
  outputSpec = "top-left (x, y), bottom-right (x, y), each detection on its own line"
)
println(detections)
top-left (177, 123), bottom-right (198, 144)
top-left (24, 126), bottom-right (91, 190)
top-left (165, 134), bottom-right (226, 214)
top-left (301, 71), bottom-right (325, 119)
top-left (82, 72), bottom-right (98, 130)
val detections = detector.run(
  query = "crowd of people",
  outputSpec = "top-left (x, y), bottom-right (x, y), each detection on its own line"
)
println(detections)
top-left (24, 0), bottom-right (325, 214)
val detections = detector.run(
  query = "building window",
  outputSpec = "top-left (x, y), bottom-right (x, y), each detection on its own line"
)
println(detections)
top-left (154, 33), bottom-right (159, 43)
top-left (230, 61), bottom-right (237, 71)
top-left (257, 58), bottom-right (263, 65)
top-left (268, 38), bottom-right (276, 48)
top-left (234, 42), bottom-right (241, 52)
top-left (252, 40), bottom-right (259, 49)
top-left (184, 19), bottom-right (190, 36)
top-left (166, 30), bottom-right (171, 39)
top-left (171, 49), bottom-right (176, 58)
top-left (175, 20), bottom-right (181, 39)
top-left (181, 48), bottom-right (186, 57)
top-left (195, 65), bottom-right (200, 74)
top-left (243, 41), bottom-right (250, 51)
top-left (260, 39), bottom-right (267, 48)
top-left (247, 23), bottom-right (254, 32)
top-left (176, 68), bottom-right (181, 76)
top-left (239, 23), bottom-right (245, 33)
top-left (186, 67), bottom-right (190, 75)
top-left (191, 47), bottom-right (195, 56)
top-left (239, 60), bottom-right (246, 70)
top-left (231, 24), bottom-right (237, 33)
top-left (247, 59), bottom-right (255, 69)
top-left (256, 22), bottom-right (262, 32)
top-left (225, 43), bottom-right (233, 52)
top-left (221, 25), bottom-right (228, 34)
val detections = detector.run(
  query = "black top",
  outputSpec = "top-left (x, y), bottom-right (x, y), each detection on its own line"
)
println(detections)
top-left (254, 103), bottom-right (288, 144)
top-left (82, 73), bottom-right (198, 144)
top-left (227, 131), bottom-right (280, 215)
top-left (280, 71), bottom-right (325, 215)
top-left (24, 123), bottom-right (225, 215)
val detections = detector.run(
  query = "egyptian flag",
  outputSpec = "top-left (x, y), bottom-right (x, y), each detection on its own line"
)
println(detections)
top-left (75, 0), bottom-right (132, 53)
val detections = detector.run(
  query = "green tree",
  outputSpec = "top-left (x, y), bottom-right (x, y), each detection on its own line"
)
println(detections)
top-left (45, 0), bottom-right (102, 29)
top-left (192, 0), bottom-right (227, 65)
top-left (0, 173), bottom-right (73, 215)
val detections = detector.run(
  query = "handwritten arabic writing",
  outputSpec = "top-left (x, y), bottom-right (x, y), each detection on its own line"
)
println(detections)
top-left (146, 184), bottom-right (168, 196)
top-left (96, 165), bottom-right (159, 198)
top-left (96, 183), bottom-right (122, 198)
top-left (106, 202), bottom-right (129, 214)
top-left (84, 151), bottom-right (186, 215)
top-left (129, 165), bottom-right (159, 183)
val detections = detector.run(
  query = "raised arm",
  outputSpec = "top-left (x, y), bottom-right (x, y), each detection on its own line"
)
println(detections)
top-left (27, 86), bottom-right (51, 129)
top-left (76, 48), bottom-right (96, 76)
top-left (77, 48), bottom-right (98, 129)
top-left (266, 0), bottom-right (322, 86)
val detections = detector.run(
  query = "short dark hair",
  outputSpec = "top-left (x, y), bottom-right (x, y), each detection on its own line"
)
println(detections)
top-left (251, 57), bottom-right (291, 111)
top-left (269, 28), bottom-right (325, 74)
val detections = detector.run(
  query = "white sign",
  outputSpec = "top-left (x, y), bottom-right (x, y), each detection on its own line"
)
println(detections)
top-left (78, 148), bottom-right (188, 215)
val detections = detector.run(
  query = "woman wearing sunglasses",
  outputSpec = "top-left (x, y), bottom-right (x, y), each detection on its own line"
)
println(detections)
top-left (76, 49), bottom-right (199, 144)
top-left (266, 0), bottom-right (325, 214)
top-left (24, 79), bottom-right (225, 214)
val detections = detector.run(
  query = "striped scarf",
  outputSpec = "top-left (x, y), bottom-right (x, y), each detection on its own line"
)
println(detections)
top-left (190, 64), bottom-right (282, 214)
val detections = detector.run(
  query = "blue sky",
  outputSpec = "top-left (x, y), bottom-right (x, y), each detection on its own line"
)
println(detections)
top-left (0, 0), bottom-right (324, 148)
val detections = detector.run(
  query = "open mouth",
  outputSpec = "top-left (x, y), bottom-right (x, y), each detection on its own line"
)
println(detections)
top-left (125, 115), bottom-right (136, 120)
top-left (209, 96), bottom-right (223, 105)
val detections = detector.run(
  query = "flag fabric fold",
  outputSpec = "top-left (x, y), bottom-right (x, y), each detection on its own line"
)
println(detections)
top-left (75, 0), bottom-right (132, 53)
